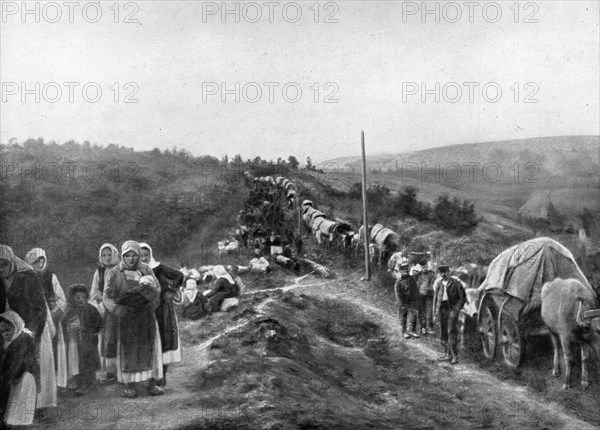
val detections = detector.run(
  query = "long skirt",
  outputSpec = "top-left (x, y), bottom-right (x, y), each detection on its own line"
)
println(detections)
top-left (116, 320), bottom-right (164, 383)
top-left (97, 303), bottom-right (117, 379)
top-left (96, 332), bottom-right (117, 380)
top-left (36, 318), bottom-right (57, 409)
top-left (66, 327), bottom-right (80, 382)
top-left (5, 372), bottom-right (37, 426)
top-left (162, 311), bottom-right (181, 365)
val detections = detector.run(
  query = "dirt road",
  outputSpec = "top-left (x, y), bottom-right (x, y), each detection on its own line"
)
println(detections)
top-left (29, 271), bottom-right (599, 430)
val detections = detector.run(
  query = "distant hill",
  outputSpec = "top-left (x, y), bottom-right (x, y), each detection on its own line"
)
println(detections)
top-left (325, 136), bottom-right (599, 178)
top-left (321, 136), bottom-right (599, 224)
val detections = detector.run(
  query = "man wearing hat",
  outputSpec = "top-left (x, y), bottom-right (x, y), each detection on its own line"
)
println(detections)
top-left (394, 263), bottom-right (420, 339)
top-left (433, 265), bottom-right (466, 364)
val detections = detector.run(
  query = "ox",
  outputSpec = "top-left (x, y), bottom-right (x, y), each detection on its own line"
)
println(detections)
top-left (541, 278), bottom-right (600, 389)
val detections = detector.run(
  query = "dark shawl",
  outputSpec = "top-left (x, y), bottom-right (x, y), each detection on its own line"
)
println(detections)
top-left (153, 264), bottom-right (184, 352)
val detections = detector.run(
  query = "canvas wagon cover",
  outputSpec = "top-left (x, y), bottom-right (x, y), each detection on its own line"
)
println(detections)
top-left (480, 237), bottom-right (591, 305)
top-left (370, 223), bottom-right (398, 246)
top-left (314, 218), bottom-right (336, 234)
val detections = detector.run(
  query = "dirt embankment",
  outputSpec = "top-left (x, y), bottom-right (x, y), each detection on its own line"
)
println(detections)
top-left (30, 268), bottom-right (600, 430)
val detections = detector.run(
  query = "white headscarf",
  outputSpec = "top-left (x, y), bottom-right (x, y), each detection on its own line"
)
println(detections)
top-left (0, 245), bottom-right (34, 288)
top-left (121, 240), bottom-right (141, 270)
top-left (0, 310), bottom-right (30, 348)
top-left (24, 248), bottom-right (47, 272)
top-left (139, 242), bottom-right (160, 269)
top-left (99, 243), bottom-right (119, 267)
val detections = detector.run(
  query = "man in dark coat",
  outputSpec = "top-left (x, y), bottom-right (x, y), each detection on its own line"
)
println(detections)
top-left (394, 264), bottom-right (420, 339)
top-left (433, 265), bottom-right (467, 364)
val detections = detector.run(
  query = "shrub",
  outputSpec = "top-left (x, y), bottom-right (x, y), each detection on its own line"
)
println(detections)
top-left (432, 193), bottom-right (479, 232)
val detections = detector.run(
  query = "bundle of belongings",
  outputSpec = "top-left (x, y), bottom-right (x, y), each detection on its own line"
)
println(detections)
top-left (180, 265), bottom-right (242, 320)
top-left (235, 257), bottom-right (271, 274)
top-left (117, 275), bottom-right (158, 310)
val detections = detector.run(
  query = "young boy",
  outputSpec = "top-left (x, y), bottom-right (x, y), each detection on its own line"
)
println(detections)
top-left (62, 284), bottom-right (103, 395)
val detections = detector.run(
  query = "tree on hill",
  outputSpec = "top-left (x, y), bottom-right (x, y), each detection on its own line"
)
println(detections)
top-left (306, 156), bottom-right (313, 170)
top-left (392, 186), bottom-right (431, 220)
top-left (232, 154), bottom-right (243, 165)
top-left (288, 155), bottom-right (299, 169)
top-left (433, 193), bottom-right (479, 232)
top-left (348, 182), bottom-right (362, 199)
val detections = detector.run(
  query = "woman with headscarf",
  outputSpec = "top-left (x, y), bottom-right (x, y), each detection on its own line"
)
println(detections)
top-left (89, 243), bottom-right (119, 383)
top-left (103, 241), bottom-right (164, 398)
top-left (24, 248), bottom-right (68, 390)
top-left (0, 311), bottom-right (40, 427)
top-left (0, 245), bottom-right (56, 410)
top-left (139, 243), bottom-right (184, 388)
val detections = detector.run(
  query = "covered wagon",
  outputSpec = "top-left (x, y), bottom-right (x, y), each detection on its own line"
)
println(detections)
top-left (465, 237), bottom-right (592, 369)
top-left (370, 224), bottom-right (399, 266)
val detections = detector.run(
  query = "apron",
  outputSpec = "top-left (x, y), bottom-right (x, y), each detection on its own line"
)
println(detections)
top-left (6, 372), bottom-right (36, 425)
top-left (36, 305), bottom-right (57, 409)
top-left (118, 272), bottom-right (155, 372)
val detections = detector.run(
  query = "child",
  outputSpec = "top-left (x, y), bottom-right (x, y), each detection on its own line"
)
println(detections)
top-left (62, 284), bottom-right (103, 395)
top-left (0, 311), bottom-right (40, 428)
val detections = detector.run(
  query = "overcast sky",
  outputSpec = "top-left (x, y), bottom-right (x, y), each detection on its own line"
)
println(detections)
top-left (1, 1), bottom-right (598, 162)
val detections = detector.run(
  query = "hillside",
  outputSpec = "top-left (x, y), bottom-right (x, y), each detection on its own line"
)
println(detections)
top-left (319, 136), bottom-right (599, 245)
top-left (0, 139), bottom-right (250, 287)
top-left (326, 136), bottom-right (599, 178)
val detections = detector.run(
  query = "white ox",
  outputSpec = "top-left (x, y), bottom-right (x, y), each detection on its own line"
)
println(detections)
top-left (541, 278), bottom-right (600, 389)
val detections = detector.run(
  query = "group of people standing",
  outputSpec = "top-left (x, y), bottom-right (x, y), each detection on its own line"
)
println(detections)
top-left (393, 259), bottom-right (467, 365)
top-left (0, 240), bottom-right (184, 428)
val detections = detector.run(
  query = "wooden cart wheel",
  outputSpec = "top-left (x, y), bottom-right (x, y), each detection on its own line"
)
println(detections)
top-left (500, 312), bottom-right (525, 370)
top-left (479, 298), bottom-right (497, 360)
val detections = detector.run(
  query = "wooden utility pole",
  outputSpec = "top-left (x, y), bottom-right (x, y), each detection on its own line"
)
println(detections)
top-left (361, 131), bottom-right (370, 280)
top-left (297, 195), bottom-right (301, 236)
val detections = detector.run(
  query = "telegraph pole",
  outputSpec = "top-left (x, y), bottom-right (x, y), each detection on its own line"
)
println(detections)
top-left (361, 131), bottom-right (370, 280)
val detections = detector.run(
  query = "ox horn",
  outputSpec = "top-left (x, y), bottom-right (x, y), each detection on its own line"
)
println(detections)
top-left (577, 300), bottom-right (593, 327)
top-left (583, 309), bottom-right (600, 319)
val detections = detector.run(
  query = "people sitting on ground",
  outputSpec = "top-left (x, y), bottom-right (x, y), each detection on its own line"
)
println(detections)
top-left (62, 284), bottom-right (102, 396)
top-left (272, 243), bottom-right (299, 272)
top-left (181, 277), bottom-right (209, 321)
top-left (203, 266), bottom-right (241, 313)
